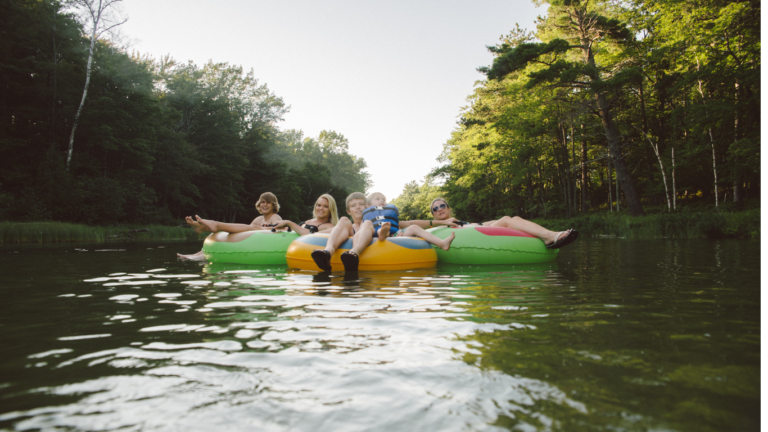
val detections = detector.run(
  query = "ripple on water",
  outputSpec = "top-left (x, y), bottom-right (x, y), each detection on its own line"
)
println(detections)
top-left (2, 240), bottom-right (760, 432)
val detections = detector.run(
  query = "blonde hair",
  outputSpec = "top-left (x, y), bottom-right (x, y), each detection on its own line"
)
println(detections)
top-left (313, 194), bottom-right (339, 225)
top-left (256, 192), bottom-right (280, 214)
top-left (345, 192), bottom-right (367, 211)
top-left (429, 197), bottom-right (449, 214)
top-left (366, 192), bottom-right (386, 206)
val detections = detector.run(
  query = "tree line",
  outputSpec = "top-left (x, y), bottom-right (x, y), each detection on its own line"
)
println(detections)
top-left (395, 0), bottom-right (759, 222)
top-left (0, 0), bottom-right (371, 226)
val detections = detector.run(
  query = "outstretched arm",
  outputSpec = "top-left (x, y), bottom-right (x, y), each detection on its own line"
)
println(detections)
top-left (271, 220), bottom-right (313, 236)
top-left (195, 216), bottom-right (266, 234)
top-left (400, 218), bottom-right (459, 229)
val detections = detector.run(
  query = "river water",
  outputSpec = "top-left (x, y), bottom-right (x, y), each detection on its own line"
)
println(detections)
top-left (0, 238), bottom-right (759, 431)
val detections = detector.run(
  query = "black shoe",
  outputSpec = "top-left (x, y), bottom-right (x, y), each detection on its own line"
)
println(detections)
top-left (340, 251), bottom-right (359, 272)
top-left (311, 249), bottom-right (332, 272)
top-left (546, 229), bottom-right (579, 249)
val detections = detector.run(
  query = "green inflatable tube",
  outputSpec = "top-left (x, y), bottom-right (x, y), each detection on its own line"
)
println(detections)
top-left (202, 230), bottom-right (299, 265)
top-left (427, 226), bottom-right (558, 264)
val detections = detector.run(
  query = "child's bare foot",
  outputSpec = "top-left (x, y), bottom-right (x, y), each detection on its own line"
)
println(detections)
top-left (195, 215), bottom-right (218, 233)
top-left (377, 222), bottom-right (391, 242)
top-left (185, 216), bottom-right (210, 234)
top-left (437, 232), bottom-right (455, 251)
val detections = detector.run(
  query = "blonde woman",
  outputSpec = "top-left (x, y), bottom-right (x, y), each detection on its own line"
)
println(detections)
top-left (270, 194), bottom-right (339, 235)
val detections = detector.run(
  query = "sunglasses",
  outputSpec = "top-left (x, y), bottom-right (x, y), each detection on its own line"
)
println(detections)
top-left (431, 203), bottom-right (448, 213)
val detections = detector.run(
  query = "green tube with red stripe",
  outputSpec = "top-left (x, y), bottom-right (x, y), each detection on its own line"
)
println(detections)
top-left (427, 226), bottom-right (558, 264)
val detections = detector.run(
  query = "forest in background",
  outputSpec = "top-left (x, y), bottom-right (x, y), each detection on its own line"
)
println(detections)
top-left (1, 0), bottom-right (371, 226)
top-left (393, 0), bottom-right (759, 223)
top-left (1, 0), bottom-right (760, 233)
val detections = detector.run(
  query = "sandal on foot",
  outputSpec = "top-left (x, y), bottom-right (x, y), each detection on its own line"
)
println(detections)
top-left (311, 249), bottom-right (332, 272)
top-left (340, 251), bottom-right (359, 272)
top-left (546, 229), bottom-right (579, 249)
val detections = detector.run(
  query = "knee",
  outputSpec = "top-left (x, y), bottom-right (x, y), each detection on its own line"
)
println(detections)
top-left (503, 215), bottom-right (521, 222)
top-left (361, 220), bottom-right (373, 229)
top-left (404, 226), bottom-right (421, 236)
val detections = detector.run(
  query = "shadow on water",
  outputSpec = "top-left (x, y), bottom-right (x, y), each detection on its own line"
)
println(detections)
top-left (0, 238), bottom-right (759, 431)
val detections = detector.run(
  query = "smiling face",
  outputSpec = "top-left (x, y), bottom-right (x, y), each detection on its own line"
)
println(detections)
top-left (431, 199), bottom-right (451, 220)
top-left (257, 199), bottom-right (274, 215)
top-left (347, 198), bottom-right (367, 221)
top-left (314, 197), bottom-right (329, 220)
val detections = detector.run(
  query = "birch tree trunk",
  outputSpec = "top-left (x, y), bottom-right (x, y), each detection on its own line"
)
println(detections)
top-left (672, 147), bottom-right (676, 210)
top-left (696, 59), bottom-right (718, 208)
top-left (65, 0), bottom-right (126, 172)
top-left (635, 127), bottom-right (671, 210)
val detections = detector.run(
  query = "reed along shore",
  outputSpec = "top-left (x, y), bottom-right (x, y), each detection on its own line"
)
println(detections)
top-left (0, 222), bottom-right (207, 244)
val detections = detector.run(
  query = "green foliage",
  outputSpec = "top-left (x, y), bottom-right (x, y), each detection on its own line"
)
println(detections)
top-left (410, 0), bottom-right (759, 223)
top-left (0, 0), bottom-right (370, 227)
top-left (530, 209), bottom-right (759, 239)
top-left (391, 177), bottom-right (444, 220)
top-left (0, 222), bottom-right (206, 244)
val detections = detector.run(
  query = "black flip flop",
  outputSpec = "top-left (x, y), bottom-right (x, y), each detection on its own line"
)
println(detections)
top-left (546, 229), bottom-right (579, 249)
top-left (311, 249), bottom-right (332, 272)
top-left (340, 251), bottom-right (359, 272)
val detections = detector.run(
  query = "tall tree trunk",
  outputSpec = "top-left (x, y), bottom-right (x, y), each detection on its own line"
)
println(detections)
top-left (561, 124), bottom-right (572, 217)
top-left (595, 92), bottom-right (643, 215)
top-left (636, 127), bottom-right (671, 211)
top-left (577, 15), bottom-right (645, 216)
top-left (696, 60), bottom-right (718, 208)
top-left (580, 124), bottom-right (588, 213)
top-left (607, 159), bottom-right (613, 212)
top-left (66, 20), bottom-right (97, 172)
top-left (51, 0), bottom-right (57, 137)
top-left (615, 166), bottom-right (620, 212)
top-left (571, 125), bottom-right (578, 214)
top-left (66, 0), bottom-right (126, 172)
top-left (672, 147), bottom-right (677, 210)
top-left (733, 80), bottom-right (741, 203)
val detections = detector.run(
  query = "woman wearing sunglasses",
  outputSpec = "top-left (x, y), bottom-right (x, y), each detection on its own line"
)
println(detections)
top-left (402, 198), bottom-right (578, 250)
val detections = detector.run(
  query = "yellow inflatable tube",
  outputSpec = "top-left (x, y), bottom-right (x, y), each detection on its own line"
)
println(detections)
top-left (286, 234), bottom-right (437, 271)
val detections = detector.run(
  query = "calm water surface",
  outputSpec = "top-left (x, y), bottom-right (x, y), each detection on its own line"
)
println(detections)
top-left (0, 238), bottom-right (759, 431)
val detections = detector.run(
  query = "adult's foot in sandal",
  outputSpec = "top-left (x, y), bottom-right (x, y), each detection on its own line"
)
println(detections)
top-left (340, 251), bottom-right (359, 272)
top-left (311, 249), bottom-right (332, 272)
top-left (546, 229), bottom-right (579, 249)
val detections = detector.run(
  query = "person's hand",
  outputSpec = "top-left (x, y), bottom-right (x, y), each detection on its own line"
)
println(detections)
top-left (440, 217), bottom-right (460, 227)
top-left (270, 220), bottom-right (292, 231)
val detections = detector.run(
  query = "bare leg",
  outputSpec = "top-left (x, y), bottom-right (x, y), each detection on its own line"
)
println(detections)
top-left (350, 220), bottom-right (375, 256)
top-left (377, 222), bottom-right (391, 242)
top-left (186, 216), bottom-right (211, 234)
top-left (195, 216), bottom-right (261, 234)
top-left (177, 250), bottom-right (207, 261)
top-left (487, 216), bottom-right (565, 245)
top-left (324, 217), bottom-right (354, 255)
top-left (404, 226), bottom-right (455, 251)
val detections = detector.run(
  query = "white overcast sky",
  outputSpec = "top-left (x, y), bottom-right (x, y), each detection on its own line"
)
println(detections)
top-left (119, 0), bottom-right (545, 201)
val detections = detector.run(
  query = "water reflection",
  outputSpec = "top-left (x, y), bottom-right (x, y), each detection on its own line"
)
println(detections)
top-left (0, 239), bottom-right (759, 431)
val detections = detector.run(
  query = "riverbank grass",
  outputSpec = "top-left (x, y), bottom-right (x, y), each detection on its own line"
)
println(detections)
top-left (0, 222), bottom-right (207, 244)
top-left (531, 209), bottom-right (760, 239)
